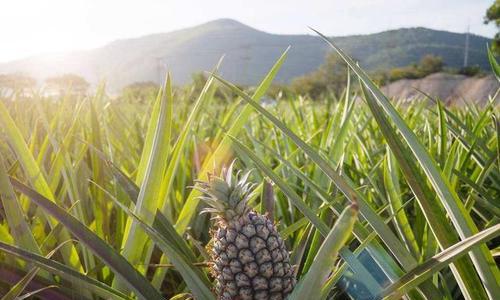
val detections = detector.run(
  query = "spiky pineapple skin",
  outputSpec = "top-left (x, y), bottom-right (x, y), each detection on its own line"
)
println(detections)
top-left (210, 211), bottom-right (296, 300)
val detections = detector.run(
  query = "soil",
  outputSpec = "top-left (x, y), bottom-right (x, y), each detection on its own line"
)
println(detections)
top-left (381, 73), bottom-right (499, 106)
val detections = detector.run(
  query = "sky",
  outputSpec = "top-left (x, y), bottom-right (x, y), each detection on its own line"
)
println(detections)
top-left (0, 0), bottom-right (495, 62)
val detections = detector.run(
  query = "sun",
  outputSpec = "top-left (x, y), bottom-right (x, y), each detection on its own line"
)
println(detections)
top-left (0, 0), bottom-right (94, 62)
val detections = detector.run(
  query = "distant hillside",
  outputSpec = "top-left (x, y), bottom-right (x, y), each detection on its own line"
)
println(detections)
top-left (0, 19), bottom-right (490, 91)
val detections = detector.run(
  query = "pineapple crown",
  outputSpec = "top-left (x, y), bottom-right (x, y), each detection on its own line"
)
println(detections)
top-left (196, 160), bottom-right (257, 221)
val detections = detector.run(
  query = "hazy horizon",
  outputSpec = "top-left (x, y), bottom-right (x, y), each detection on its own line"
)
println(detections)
top-left (0, 0), bottom-right (495, 63)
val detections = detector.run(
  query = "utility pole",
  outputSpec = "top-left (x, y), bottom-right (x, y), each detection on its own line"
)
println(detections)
top-left (463, 24), bottom-right (470, 68)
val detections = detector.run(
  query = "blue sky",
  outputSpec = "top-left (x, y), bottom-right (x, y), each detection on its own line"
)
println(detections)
top-left (0, 0), bottom-right (494, 62)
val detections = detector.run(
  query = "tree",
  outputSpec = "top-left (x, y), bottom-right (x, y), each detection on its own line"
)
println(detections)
top-left (0, 73), bottom-right (36, 91)
top-left (189, 72), bottom-right (240, 100)
top-left (459, 65), bottom-right (482, 77)
top-left (291, 52), bottom-right (349, 98)
top-left (387, 55), bottom-right (444, 82)
top-left (418, 55), bottom-right (443, 75)
top-left (388, 65), bottom-right (420, 82)
top-left (45, 74), bottom-right (89, 96)
top-left (485, 0), bottom-right (500, 55)
top-left (121, 81), bottom-right (159, 103)
top-left (191, 72), bottom-right (208, 94)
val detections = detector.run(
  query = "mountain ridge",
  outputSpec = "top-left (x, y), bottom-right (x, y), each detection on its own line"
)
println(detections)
top-left (0, 18), bottom-right (490, 91)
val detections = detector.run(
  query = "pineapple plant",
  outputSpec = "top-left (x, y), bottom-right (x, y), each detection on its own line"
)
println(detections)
top-left (196, 162), bottom-right (296, 300)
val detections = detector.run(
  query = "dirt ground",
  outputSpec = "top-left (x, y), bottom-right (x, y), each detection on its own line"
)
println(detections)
top-left (381, 73), bottom-right (499, 106)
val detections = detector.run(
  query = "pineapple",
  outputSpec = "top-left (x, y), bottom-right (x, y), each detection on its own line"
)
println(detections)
top-left (197, 162), bottom-right (296, 300)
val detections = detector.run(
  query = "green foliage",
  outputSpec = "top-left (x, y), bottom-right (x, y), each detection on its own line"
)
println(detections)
top-left (485, 0), bottom-right (500, 55)
top-left (188, 71), bottom-right (240, 101)
top-left (418, 54), bottom-right (444, 75)
top-left (45, 73), bottom-right (90, 96)
top-left (121, 81), bottom-right (159, 103)
top-left (388, 54), bottom-right (444, 81)
top-left (388, 64), bottom-right (422, 81)
top-left (0, 73), bottom-right (36, 96)
top-left (190, 72), bottom-right (210, 94)
top-left (291, 52), bottom-right (348, 97)
top-left (293, 53), bottom-right (449, 92)
top-left (458, 65), bottom-right (483, 77)
top-left (0, 46), bottom-right (498, 300)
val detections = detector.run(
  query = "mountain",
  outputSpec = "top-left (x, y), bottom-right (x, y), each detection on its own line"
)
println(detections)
top-left (0, 19), bottom-right (491, 92)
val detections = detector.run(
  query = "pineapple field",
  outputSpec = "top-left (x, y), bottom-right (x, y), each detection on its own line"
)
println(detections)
top-left (0, 38), bottom-right (499, 300)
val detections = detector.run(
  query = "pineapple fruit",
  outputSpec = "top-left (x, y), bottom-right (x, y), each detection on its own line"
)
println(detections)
top-left (197, 162), bottom-right (296, 300)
